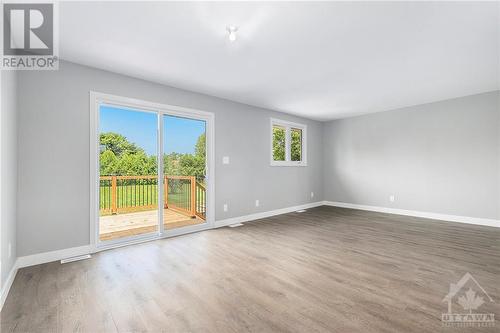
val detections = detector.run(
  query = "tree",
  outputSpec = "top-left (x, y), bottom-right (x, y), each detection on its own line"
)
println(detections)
top-left (99, 132), bottom-right (152, 176)
top-left (291, 129), bottom-right (302, 161)
top-left (273, 127), bottom-right (286, 160)
top-left (100, 149), bottom-right (119, 175)
top-left (163, 152), bottom-right (205, 177)
top-left (195, 133), bottom-right (206, 159)
top-left (115, 151), bottom-right (157, 176)
top-left (164, 152), bottom-right (181, 176)
top-left (100, 132), bottom-right (143, 156)
top-left (164, 133), bottom-right (206, 177)
top-left (180, 154), bottom-right (205, 176)
top-left (99, 131), bottom-right (206, 177)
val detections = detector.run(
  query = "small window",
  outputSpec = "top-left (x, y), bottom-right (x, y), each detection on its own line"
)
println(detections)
top-left (270, 118), bottom-right (307, 166)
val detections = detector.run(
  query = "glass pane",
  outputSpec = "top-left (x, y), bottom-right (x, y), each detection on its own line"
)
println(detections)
top-left (99, 105), bottom-right (158, 241)
top-left (291, 128), bottom-right (302, 161)
top-left (273, 125), bottom-right (286, 161)
top-left (163, 115), bottom-right (207, 230)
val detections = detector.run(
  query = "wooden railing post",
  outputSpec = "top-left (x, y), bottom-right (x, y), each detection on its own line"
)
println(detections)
top-left (164, 176), bottom-right (168, 208)
top-left (190, 176), bottom-right (196, 217)
top-left (111, 175), bottom-right (117, 215)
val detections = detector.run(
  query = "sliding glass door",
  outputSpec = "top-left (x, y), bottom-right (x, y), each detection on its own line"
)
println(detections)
top-left (93, 94), bottom-right (213, 247)
top-left (98, 105), bottom-right (159, 241)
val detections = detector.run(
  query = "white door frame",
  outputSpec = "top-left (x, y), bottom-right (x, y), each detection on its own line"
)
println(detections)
top-left (89, 91), bottom-right (215, 251)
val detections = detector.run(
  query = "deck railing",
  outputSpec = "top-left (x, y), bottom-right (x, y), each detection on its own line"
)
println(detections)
top-left (195, 181), bottom-right (206, 220)
top-left (100, 175), bottom-right (206, 220)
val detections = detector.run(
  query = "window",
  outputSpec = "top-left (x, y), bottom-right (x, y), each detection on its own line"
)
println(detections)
top-left (270, 118), bottom-right (307, 166)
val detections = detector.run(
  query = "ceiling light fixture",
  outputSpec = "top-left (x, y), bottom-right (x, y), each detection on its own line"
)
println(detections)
top-left (226, 25), bottom-right (238, 42)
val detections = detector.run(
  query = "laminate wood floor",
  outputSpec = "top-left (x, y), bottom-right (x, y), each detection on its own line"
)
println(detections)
top-left (1, 206), bottom-right (499, 332)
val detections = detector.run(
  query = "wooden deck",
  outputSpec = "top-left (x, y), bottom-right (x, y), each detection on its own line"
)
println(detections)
top-left (99, 209), bottom-right (204, 241)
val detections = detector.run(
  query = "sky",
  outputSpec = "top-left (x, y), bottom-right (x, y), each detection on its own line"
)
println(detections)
top-left (100, 105), bottom-right (205, 155)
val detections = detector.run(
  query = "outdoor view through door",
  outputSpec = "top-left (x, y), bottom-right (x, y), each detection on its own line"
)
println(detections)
top-left (163, 115), bottom-right (206, 230)
top-left (98, 105), bottom-right (207, 242)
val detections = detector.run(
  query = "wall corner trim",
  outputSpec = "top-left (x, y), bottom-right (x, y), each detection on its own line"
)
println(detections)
top-left (0, 261), bottom-right (18, 311)
top-left (323, 201), bottom-right (500, 228)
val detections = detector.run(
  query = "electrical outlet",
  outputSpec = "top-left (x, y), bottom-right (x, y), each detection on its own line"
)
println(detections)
top-left (223, 204), bottom-right (228, 212)
top-left (222, 156), bottom-right (230, 164)
top-left (311, 192), bottom-right (314, 198)
top-left (255, 199), bottom-right (259, 207)
top-left (389, 195), bottom-right (395, 202)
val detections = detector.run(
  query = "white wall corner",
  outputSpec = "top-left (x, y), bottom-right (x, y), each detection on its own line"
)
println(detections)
top-left (0, 260), bottom-right (18, 311)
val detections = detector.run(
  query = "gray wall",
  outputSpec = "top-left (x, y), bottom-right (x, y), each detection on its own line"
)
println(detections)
top-left (1, 71), bottom-right (18, 285)
top-left (323, 91), bottom-right (500, 220)
top-left (16, 61), bottom-right (323, 257)
top-left (15, 61), bottom-right (498, 258)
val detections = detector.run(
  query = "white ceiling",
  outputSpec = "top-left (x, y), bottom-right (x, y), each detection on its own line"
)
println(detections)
top-left (59, 2), bottom-right (499, 121)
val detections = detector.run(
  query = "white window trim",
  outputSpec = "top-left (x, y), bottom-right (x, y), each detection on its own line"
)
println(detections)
top-left (270, 118), bottom-right (307, 167)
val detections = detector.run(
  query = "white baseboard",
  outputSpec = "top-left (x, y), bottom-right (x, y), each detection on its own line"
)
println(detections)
top-left (1, 262), bottom-right (18, 310)
top-left (323, 201), bottom-right (500, 228)
top-left (13, 202), bottom-right (323, 270)
top-left (214, 201), bottom-right (324, 228)
top-left (14, 202), bottom-right (323, 270)
top-left (3, 200), bottom-right (496, 311)
top-left (0, 202), bottom-right (323, 309)
top-left (16, 245), bottom-right (93, 269)
top-left (0, 245), bottom-right (97, 311)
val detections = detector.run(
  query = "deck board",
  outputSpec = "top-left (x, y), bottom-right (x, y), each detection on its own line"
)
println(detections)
top-left (99, 209), bottom-right (203, 241)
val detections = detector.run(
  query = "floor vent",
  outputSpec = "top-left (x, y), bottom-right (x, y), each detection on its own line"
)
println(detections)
top-left (60, 254), bottom-right (92, 264)
top-left (228, 223), bottom-right (244, 228)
